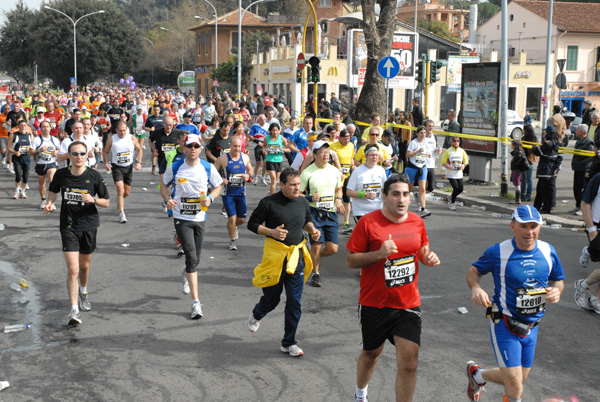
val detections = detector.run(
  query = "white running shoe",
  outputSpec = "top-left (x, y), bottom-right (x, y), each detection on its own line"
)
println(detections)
top-left (119, 212), bottom-right (127, 224)
top-left (228, 240), bottom-right (237, 251)
top-left (280, 344), bottom-right (304, 357)
top-left (248, 315), bottom-right (260, 332)
top-left (420, 208), bottom-right (432, 218)
top-left (67, 309), bottom-right (82, 326)
top-left (589, 296), bottom-right (600, 314)
top-left (40, 200), bottom-right (47, 209)
top-left (580, 246), bottom-right (591, 268)
top-left (20, 190), bottom-right (27, 199)
top-left (181, 266), bottom-right (190, 294)
top-left (191, 302), bottom-right (203, 319)
top-left (12, 188), bottom-right (20, 199)
top-left (449, 202), bottom-right (456, 211)
top-left (51, 204), bottom-right (56, 211)
top-left (574, 279), bottom-right (593, 310)
top-left (25, 184), bottom-right (29, 190)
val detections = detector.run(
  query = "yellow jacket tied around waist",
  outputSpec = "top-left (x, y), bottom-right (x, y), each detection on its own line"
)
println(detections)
top-left (252, 237), bottom-right (313, 287)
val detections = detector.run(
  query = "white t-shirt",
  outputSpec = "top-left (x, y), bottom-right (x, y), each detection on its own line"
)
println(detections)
top-left (424, 133), bottom-right (437, 168)
top-left (31, 135), bottom-right (60, 165)
top-left (407, 138), bottom-right (428, 168)
top-left (60, 134), bottom-right (100, 167)
top-left (347, 164), bottom-right (387, 217)
top-left (163, 159), bottom-right (223, 222)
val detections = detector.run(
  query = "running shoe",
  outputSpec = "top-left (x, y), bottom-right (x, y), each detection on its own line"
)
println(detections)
top-left (580, 246), bottom-right (591, 268)
top-left (228, 240), bottom-right (237, 251)
top-left (79, 291), bottom-right (91, 311)
top-left (466, 360), bottom-right (485, 401)
top-left (248, 315), bottom-right (260, 332)
top-left (8, 166), bottom-right (14, 174)
top-left (25, 184), bottom-right (29, 190)
top-left (40, 200), bottom-right (47, 209)
top-left (589, 296), bottom-right (600, 314)
top-left (420, 208), bottom-right (432, 218)
top-left (449, 202), bottom-right (456, 211)
top-left (260, 176), bottom-right (268, 186)
top-left (119, 212), bottom-right (127, 224)
top-left (355, 394), bottom-right (368, 402)
top-left (20, 190), bottom-right (27, 199)
top-left (181, 266), bottom-right (190, 295)
top-left (342, 223), bottom-right (354, 234)
top-left (280, 344), bottom-right (304, 357)
top-left (67, 310), bottom-right (82, 326)
top-left (162, 200), bottom-right (168, 214)
top-left (51, 204), bottom-right (56, 211)
top-left (248, 177), bottom-right (254, 184)
top-left (253, 176), bottom-right (258, 185)
top-left (222, 207), bottom-right (227, 217)
top-left (177, 248), bottom-right (185, 256)
top-left (574, 279), bottom-right (592, 310)
top-left (13, 188), bottom-right (20, 199)
top-left (234, 227), bottom-right (239, 240)
top-left (191, 302), bottom-right (203, 320)
top-left (310, 273), bottom-right (322, 287)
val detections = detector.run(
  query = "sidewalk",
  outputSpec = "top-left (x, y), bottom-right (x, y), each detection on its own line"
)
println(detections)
top-left (429, 143), bottom-right (584, 229)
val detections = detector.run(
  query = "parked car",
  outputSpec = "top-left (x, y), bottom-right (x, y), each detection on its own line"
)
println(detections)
top-left (507, 109), bottom-right (525, 140)
top-left (569, 116), bottom-right (582, 139)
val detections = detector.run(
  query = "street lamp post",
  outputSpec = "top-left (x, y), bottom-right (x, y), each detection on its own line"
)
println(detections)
top-left (140, 37), bottom-right (155, 86)
top-left (160, 27), bottom-right (184, 73)
top-left (44, 6), bottom-right (105, 88)
top-left (201, 0), bottom-right (219, 70)
top-left (238, 0), bottom-right (275, 97)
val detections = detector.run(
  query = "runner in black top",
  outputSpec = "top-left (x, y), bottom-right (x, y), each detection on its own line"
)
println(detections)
top-left (206, 121), bottom-right (232, 163)
top-left (45, 140), bottom-right (110, 326)
top-left (107, 102), bottom-right (125, 134)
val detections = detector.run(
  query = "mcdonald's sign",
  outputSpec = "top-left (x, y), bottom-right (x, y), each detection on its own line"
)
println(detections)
top-left (328, 66), bottom-right (338, 76)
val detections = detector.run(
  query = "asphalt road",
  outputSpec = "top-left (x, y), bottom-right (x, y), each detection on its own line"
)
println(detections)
top-left (0, 149), bottom-right (598, 402)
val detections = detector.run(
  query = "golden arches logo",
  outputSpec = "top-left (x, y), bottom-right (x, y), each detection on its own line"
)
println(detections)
top-left (328, 67), bottom-right (338, 76)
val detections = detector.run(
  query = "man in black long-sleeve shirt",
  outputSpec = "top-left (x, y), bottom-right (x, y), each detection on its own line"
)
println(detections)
top-left (246, 167), bottom-right (320, 357)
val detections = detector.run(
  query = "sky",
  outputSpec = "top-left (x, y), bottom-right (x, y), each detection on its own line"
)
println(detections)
top-left (0, 0), bottom-right (44, 24)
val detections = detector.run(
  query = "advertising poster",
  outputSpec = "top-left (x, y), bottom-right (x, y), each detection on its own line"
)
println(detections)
top-left (347, 29), bottom-right (418, 89)
top-left (447, 55), bottom-right (480, 93)
top-left (460, 62), bottom-right (500, 157)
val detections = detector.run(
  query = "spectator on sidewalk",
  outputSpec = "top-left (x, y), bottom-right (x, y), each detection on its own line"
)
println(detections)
top-left (532, 126), bottom-right (562, 214)
top-left (582, 100), bottom-right (596, 126)
top-left (521, 124), bottom-right (538, 201)
top-left (571, 124), bottom-right (594, 216)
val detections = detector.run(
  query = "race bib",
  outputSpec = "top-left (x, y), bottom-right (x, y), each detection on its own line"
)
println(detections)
top-left (177, 178), bottom-right (187, 184)
top-left (117, 151), bottom-right (132, 165)
top-left (516, 287), bottom-right (547, 315)
top-left (316, 195), bottom-right (334, 210)
top-left (162, 143), bottom-right (176, 152)
top-left (64, 188), bottom-right (88, 205)
top-left (180, 197), bottom-right (200, 215)
top-left (415, 153), bottom-right (426, 165)
top-left (20, 145), bottom-right (30, 153)
top-left (450, 155), bottom-right (462, 170)
top-left (341, 164), bottom-right (350, 174)
top-left (50, 122), bottom-right (57, 129)
top-left (40, 151), bottom-right (53, 162)
top-left (228, 174), bottom-right (244, 187)
top-left (384, 256), bottom-right (416, 288)
top-left (363, 182), bottom-right (381, 197)
top-left (99, 124), bottom-right (107, 130)
top-left (267, 145), bottom-right (280, 155)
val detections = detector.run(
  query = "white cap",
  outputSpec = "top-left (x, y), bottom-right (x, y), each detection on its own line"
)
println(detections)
top-left (185, 134), bottom-right (202, 146)
top-left (312, 140), bottom-right (330, 152)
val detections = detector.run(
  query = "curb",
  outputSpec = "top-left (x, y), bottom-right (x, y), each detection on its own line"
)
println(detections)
top-left (431, 189), bottom-right (584, 229)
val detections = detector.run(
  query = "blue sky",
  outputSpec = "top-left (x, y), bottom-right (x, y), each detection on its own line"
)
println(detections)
top-left (0, 0), bottom-right (44, 24)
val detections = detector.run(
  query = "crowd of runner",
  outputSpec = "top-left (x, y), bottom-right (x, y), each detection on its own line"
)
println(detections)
top-left (1, 87), bottom-right (592, 402)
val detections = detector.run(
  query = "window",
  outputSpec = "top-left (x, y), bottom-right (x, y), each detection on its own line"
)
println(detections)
top-left (320, 0), bottom-right (331, 7)
top-left (566, 46), bottom-right (578, 71)
top-left (196, 35), bottom-right (201, 56)
top-left (231, 32), bottom-right (244, 52)
top-left (526, 87), bottom-right (542, 121)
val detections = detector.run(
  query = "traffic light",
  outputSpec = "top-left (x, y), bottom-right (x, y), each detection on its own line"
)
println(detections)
top-left (415, 59), bottom-right (425, 85)
top-left (429, 59), bottom-right (447, 84)
top-left (308, 56), bottom-right (320, 83)
top-left (296, 67), bottom-right (303, 83)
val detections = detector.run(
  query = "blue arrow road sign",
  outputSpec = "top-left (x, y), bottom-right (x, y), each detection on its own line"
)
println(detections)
top-left (377, 56), bottom-right (400, 80)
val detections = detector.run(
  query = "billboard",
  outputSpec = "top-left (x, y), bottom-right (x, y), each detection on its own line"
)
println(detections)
top-left (446, 55), bottom-right (480, 93)
top-left (178, 71), bottom-right (195, 91)
top-left (347, 29), bottom-right (418, 89)
top-left (460, 62), bottom-right (501, 157)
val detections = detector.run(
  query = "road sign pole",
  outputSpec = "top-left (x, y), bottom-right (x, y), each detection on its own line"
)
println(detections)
top-left (386, 78), bottom-right (390, 117)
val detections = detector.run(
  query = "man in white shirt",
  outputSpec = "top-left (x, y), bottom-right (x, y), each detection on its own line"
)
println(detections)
top-left (424, 119), bottom-right (440, 193)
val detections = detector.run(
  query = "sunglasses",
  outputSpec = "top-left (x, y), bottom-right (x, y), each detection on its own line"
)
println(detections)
top-left (186, 144), bottom-right (201, 149)
top-left (452, 140), bottom-right (460, 143)
top-left (70, 151), bottom-right (87, 157)
top-left (369, 133), bottom-right (379, 136)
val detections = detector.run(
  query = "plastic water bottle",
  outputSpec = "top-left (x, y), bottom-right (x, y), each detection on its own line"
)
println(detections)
top-left (9, 283), bottom-right (21, 292)
top-left (19, 278), bottom-right (28, 288)
top-left (549, 224), bottom-right (562, 229)
top-left (0, 223), bottom-right (5, 231)
top-left (471, 205), bottom-right (481, 210)
top-left (492, 213), bottom-right (505, 218)
top-left (4, 324), bottom-right (31, 333)
top-left (0, 381), bottom-right (9, 391)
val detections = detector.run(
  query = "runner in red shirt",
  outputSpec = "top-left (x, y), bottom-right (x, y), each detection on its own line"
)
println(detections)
top-left (44, 101), bottom-right (62, 138)
top-left (346, 174), bottom-right (440, 402)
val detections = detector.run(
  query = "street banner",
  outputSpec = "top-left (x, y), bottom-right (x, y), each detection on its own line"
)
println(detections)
top-left (447, 55), bottom-right (480, 93)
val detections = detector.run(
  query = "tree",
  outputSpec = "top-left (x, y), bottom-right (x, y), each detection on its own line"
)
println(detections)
top-left (240, 30), bottom-right (272, 87)
top-left (30, 0), bottom-right (142, 88)
top-left (429, 20), bottom-right (459, 42)
top-left (477, 2), bottom-right (501, 26)
top-left (0, 0), bottom-right (36, 86)
top-left (352, 0), bottom-right (401, 123)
